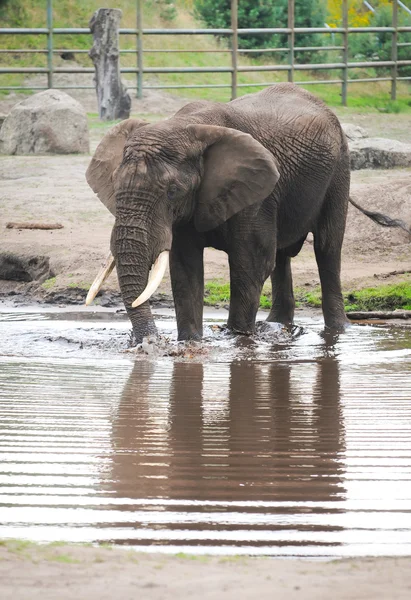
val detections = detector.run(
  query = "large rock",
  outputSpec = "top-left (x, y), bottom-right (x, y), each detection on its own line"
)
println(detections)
top-left (341, 123), bottom-right (368, 141)
top-left (0, 90), bottom-right (89, 155)
top-left (349, 138), bottom-right (411, 170)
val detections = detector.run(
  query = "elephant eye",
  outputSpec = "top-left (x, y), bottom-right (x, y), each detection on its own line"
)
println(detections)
top-left (167, 184), bottom-right (178, 200)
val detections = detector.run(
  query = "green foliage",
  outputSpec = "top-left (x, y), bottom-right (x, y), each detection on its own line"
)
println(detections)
top-left (271, 0), bottom-right (328, 63)
top-left (156, 0), bottom-right (178, 21)
top-left (0, 0), bottom-right (26, 26)
top-left (194, 0), bottom-right (327, 62)
top-left (349, 4), bottom-right (411, 77)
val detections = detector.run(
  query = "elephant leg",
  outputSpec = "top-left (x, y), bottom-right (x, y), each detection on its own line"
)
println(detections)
top-left (313, 188), bottom-right (349, 331)
top-left (170, 227), bottom-right (204, 341)
top-left (266, 250), bottom-right (295, 326)
top-left (227, 250), bottom-right (272, 335)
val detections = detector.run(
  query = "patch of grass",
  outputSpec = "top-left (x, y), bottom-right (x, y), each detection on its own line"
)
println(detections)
top-left (41, 276), bottom-right (56, 290)
top-left (344, 281), bottom-right (411, 312)
top-left (295, 286), bottom-right (322, 308)
top-left (204, 280), bottom-right (411, 312)
top-left (175, 552), bottom-right (209, 562)
top-left (0, 539), bottom-right (34, 553)
top-left (47, 553), bottom-right (79, 564)
top-left (67, 281), bottom-right (90, 290)
top-left (376, 100), bottom-right (403, 114)
top-left (205, 280), bottom-right (273, 309)
top-left (46, 541), bottom-right (67, 548)
top-left (296, 281), bottom-right (411, 311)
top-left (218, 555), bottom-right (247, 564)
top-left (204, 280), bottom-right (230, 306)
top-left (260, 294), bottom-right (271, 309)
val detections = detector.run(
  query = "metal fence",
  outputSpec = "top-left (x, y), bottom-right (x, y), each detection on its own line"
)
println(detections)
top-left (0, 0), bottom-right (411, 105)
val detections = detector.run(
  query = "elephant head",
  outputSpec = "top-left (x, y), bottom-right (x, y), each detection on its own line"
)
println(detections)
top-left (85, 116), bottom-right (279, 343)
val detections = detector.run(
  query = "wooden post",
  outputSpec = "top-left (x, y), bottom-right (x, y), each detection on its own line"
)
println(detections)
top-left (342, 0), bottom-right (348, 107)
top-left (288, 0), bottom-right (295, 83)
top-left (231, 0), bottom-right (238, 100)
top-left (391, 0), bottom-right (398, 101)
top-left (89, 8), bottom-right (131, 121)
top-left (47, 0), bottom-right (53, 89)
top-left (137, 0), bottom-right (143, 100)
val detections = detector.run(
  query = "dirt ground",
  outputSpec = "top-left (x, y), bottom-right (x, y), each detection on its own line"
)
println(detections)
top-left (0, 543), bottom-right (411, 600)
top-left (0, 87), bottom-right (410, 306)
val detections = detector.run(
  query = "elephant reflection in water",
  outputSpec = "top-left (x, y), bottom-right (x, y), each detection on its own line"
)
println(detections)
top-left (109, 356), bottom-right (346, 507)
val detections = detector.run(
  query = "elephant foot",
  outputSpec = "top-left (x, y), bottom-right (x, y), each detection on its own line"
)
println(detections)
top-left (323, 314), bottom-right (350, 333)
top-left (177, 330), bottom-right (202, 342)
top-left (130, 323), bottom-right (158, 347)
top-left (227, 323), bottom-right (255, 337)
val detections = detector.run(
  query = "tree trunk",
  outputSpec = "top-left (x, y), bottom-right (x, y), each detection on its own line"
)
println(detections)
top-left (89, 8), bottom-right (131, 121)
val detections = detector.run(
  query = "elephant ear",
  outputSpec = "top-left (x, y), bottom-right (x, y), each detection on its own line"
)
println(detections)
top-left (187, 124), bottom-right (280, 232)
top-left (86, 118), bottom-right (148, 216)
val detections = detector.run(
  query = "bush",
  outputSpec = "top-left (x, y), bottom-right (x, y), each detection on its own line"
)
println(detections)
top-left (194, 0), bottom-right (327, 63)
top-left (0, 0), bottom-right (26, 26)
top-left (349, 4), bottom-right (411, 77)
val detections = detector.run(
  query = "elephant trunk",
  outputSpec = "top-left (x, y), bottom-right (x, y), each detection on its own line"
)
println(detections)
top-left (114, 221), bottom-right (158, 344)
top-left (114, 204), bottom-right (171, 345)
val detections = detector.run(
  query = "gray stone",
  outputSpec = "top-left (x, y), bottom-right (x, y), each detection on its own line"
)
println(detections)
top-left (349, 137), bottom-right (411, 170)
top-left (0, 113), bottom-right (7, 130)
top-left (0, 90), bottom-right (89, 155)
top-left (0, 252), bottom-right (53, 283)
top-left (341, 123), bottom-right (368, 141)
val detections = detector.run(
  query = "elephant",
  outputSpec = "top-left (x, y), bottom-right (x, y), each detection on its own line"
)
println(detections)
top-left (85, 83), bottom-right (407, 344)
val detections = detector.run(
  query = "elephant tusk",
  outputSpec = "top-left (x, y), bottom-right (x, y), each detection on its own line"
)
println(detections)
top-left (85, 252), bottom-right (116, 306)
top-left (132, 250), bottom-right (169, 308)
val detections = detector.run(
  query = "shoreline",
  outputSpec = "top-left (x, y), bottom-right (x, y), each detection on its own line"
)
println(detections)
top-left (1, 541), bottom-right (411, 599)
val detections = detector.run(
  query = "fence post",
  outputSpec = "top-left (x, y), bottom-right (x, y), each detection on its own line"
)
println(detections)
top-left (231, 0), bottom-right (238, 100)
top-left (47, 0), bottom-right (53, 89)
top-left (342, 0), bottom-right (348, 106)
top-left (137, 0), bottom-right (143, 99)
top-left (288, 0), bottom-right (295, 83)
top-left (391, 0), bottom-right (398, 101)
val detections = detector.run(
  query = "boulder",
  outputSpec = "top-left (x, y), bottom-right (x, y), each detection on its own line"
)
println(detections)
top-left (0, 90), bottom-right (89, 155)
top-left (341, 123), bottom-right (368, 141)
top-left (349, 138), bottom-right (411, 170)
top-left (0, 252), bottom-right (53, 283)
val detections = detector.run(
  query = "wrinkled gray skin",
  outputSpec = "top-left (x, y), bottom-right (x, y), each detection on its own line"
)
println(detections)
top-left (87, 84), bottom-right (350, 343)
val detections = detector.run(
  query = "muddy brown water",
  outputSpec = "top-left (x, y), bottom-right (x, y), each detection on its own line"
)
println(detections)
top-left (0, 308), bottom-right (411, 557)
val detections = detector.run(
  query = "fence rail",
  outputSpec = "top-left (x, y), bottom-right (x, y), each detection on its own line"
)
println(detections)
top-left (0, 0), bottom-right (410, 105)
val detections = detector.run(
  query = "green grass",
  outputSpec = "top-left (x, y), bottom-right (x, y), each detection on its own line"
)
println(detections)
top-left (205, 280), bottom-right (411, 312)
top-left (41, 276), bottom-right (56, 290)
top-left (67, 281), bottom-right (91, 290)
top-left (175, 552), bottom-right (210, 562)
top-left (47, 553), bottom-right (80, 564)
top-left (0, 539), bottom-right (34, 553)
top-left (204, 280), bottom-right (230, 305)
top-left (344, 282), bottom-right (411, 312)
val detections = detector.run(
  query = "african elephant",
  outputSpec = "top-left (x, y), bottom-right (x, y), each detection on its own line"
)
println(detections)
top-left (84, 83), bottom-right (392, 343)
